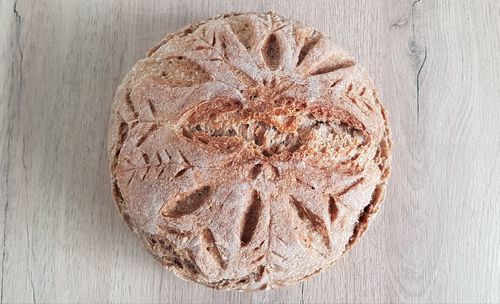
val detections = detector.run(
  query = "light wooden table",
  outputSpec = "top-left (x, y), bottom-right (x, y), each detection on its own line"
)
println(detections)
top-left (1, 0), bottom-right (499, 303)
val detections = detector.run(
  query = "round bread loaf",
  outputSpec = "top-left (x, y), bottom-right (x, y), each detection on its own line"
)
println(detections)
top-left (108, 11), bottom-right (391, 290)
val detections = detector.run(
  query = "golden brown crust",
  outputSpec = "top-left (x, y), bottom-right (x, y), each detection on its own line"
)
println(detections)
top-left (108, 11), bottom-right (392, 291)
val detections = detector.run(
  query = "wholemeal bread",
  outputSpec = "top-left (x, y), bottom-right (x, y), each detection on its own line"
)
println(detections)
top-left (108, 11), bottom-right (392, 290)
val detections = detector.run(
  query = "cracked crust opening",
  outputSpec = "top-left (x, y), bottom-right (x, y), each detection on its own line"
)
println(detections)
top-left (108, 11), bottom-right (392, 291)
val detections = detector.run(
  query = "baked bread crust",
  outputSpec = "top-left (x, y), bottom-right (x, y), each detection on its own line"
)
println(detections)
top-left (108, 12), bottom-right (392, 290)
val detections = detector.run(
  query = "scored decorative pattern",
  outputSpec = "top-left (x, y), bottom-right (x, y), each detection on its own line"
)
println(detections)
top-left (109, 11), bottom-right (391, 290)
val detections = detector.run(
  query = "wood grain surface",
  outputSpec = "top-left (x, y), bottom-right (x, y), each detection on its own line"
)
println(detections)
top-left (1, 0), bottom-right (499, 303)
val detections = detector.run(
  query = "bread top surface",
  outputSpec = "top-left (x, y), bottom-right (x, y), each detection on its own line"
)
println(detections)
top-left (108, 12), bottom-right (392, 290)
